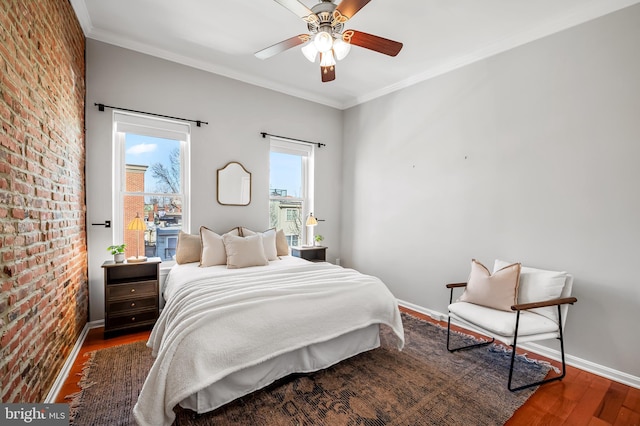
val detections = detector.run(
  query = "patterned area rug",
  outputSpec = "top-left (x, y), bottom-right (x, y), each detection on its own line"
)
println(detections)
top-left (67, 314), bottom-right (550, 425)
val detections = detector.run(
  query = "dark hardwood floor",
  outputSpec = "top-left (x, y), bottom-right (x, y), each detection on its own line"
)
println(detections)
top-left (56, 310), bottom-right (640, 425)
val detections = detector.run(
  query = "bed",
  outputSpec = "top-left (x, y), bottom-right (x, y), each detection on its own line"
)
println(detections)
top-left (133, 255), bottom-right (405, 426)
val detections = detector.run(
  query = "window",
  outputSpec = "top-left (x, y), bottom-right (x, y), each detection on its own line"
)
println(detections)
top-left (286, 209), bottom-right (298, 221)
top-left (113, 112), bottom-right (190, 263)
top-left (269, 138), bottom-right (314, 247)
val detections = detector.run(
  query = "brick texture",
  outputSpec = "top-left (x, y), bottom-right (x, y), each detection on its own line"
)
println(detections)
top-left (0, 0), bottom-right (87, 402)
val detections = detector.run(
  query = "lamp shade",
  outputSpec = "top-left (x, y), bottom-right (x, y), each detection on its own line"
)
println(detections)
top-left (127, 212), bottom-right (147, 262)
top-left (333, 38), bottom-right (351, 60)
top-left (301, 42), bottom-right (319, 62)
top-left (306, 213), bottom-right (318, 226)
top-left (313, 31), bottom-right (333, 53)
top-left (320, 50), bottom-right (336, 68)
top-left (127, 213), bottom-right (146, 231)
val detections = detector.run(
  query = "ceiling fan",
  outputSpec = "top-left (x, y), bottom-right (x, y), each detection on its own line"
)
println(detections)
top-left (255, 0), bottom-right (403, 82)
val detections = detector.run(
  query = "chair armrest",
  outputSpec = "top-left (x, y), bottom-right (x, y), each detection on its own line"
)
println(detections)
top-left (446, 282), bottom-right (467, 289)
top-left (511, 297), bottom-right (577, 311)
top-left (446, 282), bottom-right (467, 304)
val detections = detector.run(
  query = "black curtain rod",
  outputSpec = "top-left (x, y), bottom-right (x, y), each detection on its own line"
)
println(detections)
top-left (261, 132), bottom-right (325, 148)
top-left (95, 103), bottom-right (208, 127)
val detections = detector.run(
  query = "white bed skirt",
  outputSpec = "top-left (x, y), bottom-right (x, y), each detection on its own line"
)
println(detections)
top-left (179, 324), bottom-right (381, 414)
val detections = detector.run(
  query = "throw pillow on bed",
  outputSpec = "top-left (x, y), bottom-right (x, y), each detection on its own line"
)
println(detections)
top-left (223, 233), bottom-right (269, 269)
top-left (199, 227), bottom-right (228, 267)
top-left (458, 259), bottom-right (521, 312)
top-left (240, 227), bottom-right (279, 260)
top-left (175, 231), bottom-right (201, 264)
top-left (275, 229), bottom-right (289, 256)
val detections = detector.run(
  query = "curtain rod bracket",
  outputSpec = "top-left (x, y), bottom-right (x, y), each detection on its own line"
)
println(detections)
top-left (261, 132), bottom-right (325, 148)
top-left (95, 103), bottom-right (208, 127)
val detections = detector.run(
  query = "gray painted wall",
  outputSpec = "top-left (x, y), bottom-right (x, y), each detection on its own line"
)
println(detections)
top-left (342, 5), bottom-right (640, 378)
top-left (85, 40), bottom-right (343, 321)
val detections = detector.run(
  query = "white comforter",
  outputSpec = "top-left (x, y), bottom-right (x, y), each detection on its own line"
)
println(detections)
top-left (133, 259), bottom-right (404, 426)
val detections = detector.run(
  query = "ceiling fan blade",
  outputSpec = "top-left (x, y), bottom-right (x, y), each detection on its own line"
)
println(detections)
top-left (342, 30), bottom-right (403, 57)
top-left (273, 0), bottom-right (314, 20)
top-left (336, 0), bottom-right (372, 20)
top-left (321, 65), bottom-right (336, 82)
top-left (255, 34), bottom-right (310, 60)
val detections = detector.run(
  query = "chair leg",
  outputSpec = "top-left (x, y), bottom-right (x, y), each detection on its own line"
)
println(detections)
top-left (446, 286), bottom-right (494, 352)
top-left (447, 315), bottom-right (494, 352)
top-left (508, 305), bottom-right (567, 391)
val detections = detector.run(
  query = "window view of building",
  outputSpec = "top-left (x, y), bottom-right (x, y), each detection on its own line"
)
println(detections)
top-left (269, 138), bottom-right (314, 247)
top-left (270, 192), bottom-right (302, 246)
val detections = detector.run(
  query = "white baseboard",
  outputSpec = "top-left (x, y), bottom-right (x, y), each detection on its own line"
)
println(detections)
top-left (397, 299), bottom-right (640, 390)
top-left (44, 320), bottom-right (105, 403)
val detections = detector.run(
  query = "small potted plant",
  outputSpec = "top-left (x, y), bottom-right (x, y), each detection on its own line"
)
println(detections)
top-left (314, 235), bottom-right (324, 246)
top-left (107, 244), bottom-right (126, 263)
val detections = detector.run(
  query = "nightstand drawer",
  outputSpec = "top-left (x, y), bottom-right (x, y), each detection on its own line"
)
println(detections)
top-left (107, 280), bottom-right (157, 299)
top-left (108, 296), bottom-right (157, 314)
top-left (107, 310), bottom-right (158, 329)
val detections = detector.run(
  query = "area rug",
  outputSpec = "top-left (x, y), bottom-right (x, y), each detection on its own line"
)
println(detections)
top-left (67, 314), bottom-right (550, 425)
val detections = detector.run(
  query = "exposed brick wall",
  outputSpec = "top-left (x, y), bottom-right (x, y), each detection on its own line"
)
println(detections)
top-left (0, 0), bottom-right (86, 402)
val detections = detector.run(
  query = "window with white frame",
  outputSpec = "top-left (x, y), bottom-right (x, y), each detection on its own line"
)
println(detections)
top-left (269, 138), bottom-right (314, 247)
top-left (113, 112), bottom-right (190, 264)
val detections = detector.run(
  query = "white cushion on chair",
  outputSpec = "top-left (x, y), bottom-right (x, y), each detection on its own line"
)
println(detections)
top-left (448, 302), bottom-right (559, 338)
top-left (494, 259), bottom-right (567, 321)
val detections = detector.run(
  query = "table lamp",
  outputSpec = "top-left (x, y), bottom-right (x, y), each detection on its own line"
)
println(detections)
top-left (305, 212), bottom-right (318, 247)
top-left (127, 212), bottom-right (147, 263)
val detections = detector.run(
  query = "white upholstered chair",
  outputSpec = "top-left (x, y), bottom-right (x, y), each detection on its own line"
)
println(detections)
top-left (446, 260), bottom-right (577, 391)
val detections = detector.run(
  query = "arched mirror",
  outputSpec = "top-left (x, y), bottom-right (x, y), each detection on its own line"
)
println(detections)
top-left (217, 162), bottom-right (251, 206)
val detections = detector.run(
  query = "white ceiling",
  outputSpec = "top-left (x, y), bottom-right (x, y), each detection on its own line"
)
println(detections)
top-left (71, 0), bottom-right (639, 109)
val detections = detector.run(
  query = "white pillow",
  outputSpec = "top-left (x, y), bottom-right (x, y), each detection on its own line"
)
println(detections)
top-left (494, 259), bottom-right (567, 321)
top-left (223, 233), bottom-right (269, 269)
top-left (241, 227), bottom-right (255, 237)
top-left (199, 227), bottom-right (227, 267)
top-left (240, 227), bottom-right (278, 261)
top-left (226, 227), bottom-right (241, 237)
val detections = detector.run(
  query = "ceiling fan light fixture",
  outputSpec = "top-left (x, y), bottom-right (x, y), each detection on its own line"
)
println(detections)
top-left (332, 37), bottom-right (351, 60)
top-left (313, 31), bottom-right (334, 53)
top-left (301, 42), bottom-right (318, 62)
top-left (320, 50), bottom-right (336, 68)
top-left (258, 0), bottom-right (403, 83)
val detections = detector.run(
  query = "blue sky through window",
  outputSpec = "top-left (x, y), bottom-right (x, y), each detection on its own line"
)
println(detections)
top-left (270, 152), bottom-right (302, 197)
top-left (125, 134), bottom-right (180, 193)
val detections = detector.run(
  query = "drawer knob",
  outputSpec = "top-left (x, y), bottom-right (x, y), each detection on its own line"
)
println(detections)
top-left (130, 288), bottom-right (136, 293)
top-left (131, 317), bottom-right (136, 322)
top-left (131, 302), bottom-right (136, 307)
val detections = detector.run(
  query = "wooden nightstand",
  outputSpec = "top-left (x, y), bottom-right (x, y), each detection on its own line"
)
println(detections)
top-left (102, 258), bottom-right (161, 337)
top-left (291, 246), bottom-right (327, 262)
